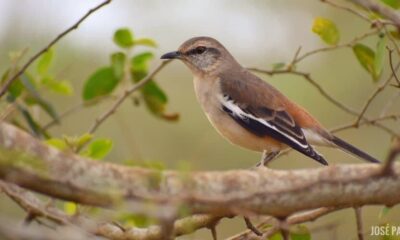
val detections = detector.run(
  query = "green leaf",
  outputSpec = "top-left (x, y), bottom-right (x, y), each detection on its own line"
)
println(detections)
top-left (269, 233), bottom-right (283, 240)
top-left (1, 69), bottom-right (24, 98)
top-left (82, 138), bottom-right (113, 160)
top-left (111, 52), bottom-right (126, 80)
top-left (353, 43), bottom-right (380, 80)
top-left (113, 28), bottom-right (134, 48)
top-left (374, 35), bottom-right (387, 80)
top-left (142, 80), bottom-right (167, 113)
top-left (380, 0), bottom-right (400, 9)
top-left (20, 73), bottom-right (58, 121)
top-left (41, 76), bottom-right (73, 95)
top-left (16, 104), bottom-right (45, 138)
top-left (134, 38), bottom-right (158, 48)
top-left (76, 133), bottom-right (93, 149)
top-left (37, 48), bottom-right (54, 76)
top-left (45, 138), bottom-right (68, 151)
top-left (82, 67), bottom-right (120, 101)
top-left (290, 225), bottom-right (311, 240)
top-left (131, 52), bottom-right (154, 81)
top-left (312, 17), bottom-right (340, 45)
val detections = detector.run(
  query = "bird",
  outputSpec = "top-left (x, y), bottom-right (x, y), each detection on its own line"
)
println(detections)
top-left (161, 36), bottom-right (380, 166)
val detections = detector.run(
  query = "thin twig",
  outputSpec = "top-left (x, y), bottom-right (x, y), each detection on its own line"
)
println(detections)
top-left (349, 0), bottom-right (400, 30)
top-left (248, 67), bottom-right (399, 137)
top-left (354, 61), bottom-right (400, 126)
top-left (227, 207), bottom-right (339, 240)
top-left (380, 92), bottom-right (400, 117)
top-left (387, 47), bottom-right (400, 87)
top-left (248, 68), bottom-right (358, 115)
top-left (354, 207), bottom-right (364, 240)
top-left (87, 60), bottom-right (171, 134)
top-left (322, 0), bottom-right (372, 23)
top-left (382, 137), bottom-right (400, 174)
top-left (244, 217), bottom-right (262, 236)
top-left (0, 0), bottom-right (112, 98)
top-left (331, 114), bottom-right (400, 133)
top-left (293, 29), bottom-right (378, 64)
top-left (42, 95), bottom-right (115, 130)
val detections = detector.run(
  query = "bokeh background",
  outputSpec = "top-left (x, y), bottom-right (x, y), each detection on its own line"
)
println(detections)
top-left (0, 0), bottom-right (399, 239)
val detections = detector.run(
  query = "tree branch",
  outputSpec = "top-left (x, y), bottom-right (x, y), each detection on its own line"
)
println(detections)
top-left (348, 0), bottom-right (400, 30)
top-left (0, 0), bottom-right (112, 98)
top-left (0, 122), bottom-right (399, 219)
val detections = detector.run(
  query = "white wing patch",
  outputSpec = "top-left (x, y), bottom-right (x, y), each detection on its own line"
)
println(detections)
top-left (218, 94), bottom-right (309, 149)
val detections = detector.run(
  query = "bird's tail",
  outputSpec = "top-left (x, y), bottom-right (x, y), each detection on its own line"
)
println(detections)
top-left (330, 136), bottom-right (380, 163)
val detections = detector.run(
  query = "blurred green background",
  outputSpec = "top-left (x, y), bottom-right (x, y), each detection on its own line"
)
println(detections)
top-left (0, 0), bottom-right (399, 239)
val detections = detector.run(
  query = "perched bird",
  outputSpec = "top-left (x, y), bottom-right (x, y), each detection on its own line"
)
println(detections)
top-left (161, 37), bottom-right (380, 166)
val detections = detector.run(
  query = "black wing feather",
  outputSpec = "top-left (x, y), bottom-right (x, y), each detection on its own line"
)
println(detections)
top-left (221, 95), bottom-right (328, 165)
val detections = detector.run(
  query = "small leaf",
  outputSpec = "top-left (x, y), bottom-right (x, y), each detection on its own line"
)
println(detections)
top-left (353, 43), bottom-right (379, 80)
top-left (111, 52), bottom-right (126, 79)
top-left (16, 105), bottom-right (44, 138)
top-left (134, 38), bottom-right (158, 48)
top-left (41, 76), bottom-right (73, 95)
top-left (1, 69), bottom-right (24, 98)
top-left (131, 52), bottom-right (154, 82)
top-left (271, 62), bottom-right (285, 70)
top-left (82, 67), bottom-right (120, 101)
top-left (269, 233), bottom-right (283, 240)
top-left (82, 138), bottom-right (113, 160)
top-left (290, 225), bottom-right (311, 240)
top-left (21, 73), bottom-right (58, 121)
top-left (374, 35), bottom-right (387, 80)
top-left (381, 0), bottom-right (400, 9)
top-left (76, 133), bottom-right (93, 149)
top-left (312, 17), bottom-right (340, 45)
top-left (37, 48), bottom-right (54, 76)
top-left (142, 80), bottom-right (167, 113)
top-left (64, 202), bottom-right (77, 215)
top-left (113, 28), bottom-right (134, 48)
top-left (45, 138), bottom-right (68, 151)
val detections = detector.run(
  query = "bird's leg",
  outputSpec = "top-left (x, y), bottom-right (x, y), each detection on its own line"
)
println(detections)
top-left (255, 151), bottom-right (280, 168)
top-left (243, 217), bottom-right (263, 236)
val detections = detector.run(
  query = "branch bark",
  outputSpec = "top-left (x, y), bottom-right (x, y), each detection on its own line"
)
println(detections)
top-left (0, 122), bottom-right (399, 218)
top-left (348, 0), bottom-right (400, 30)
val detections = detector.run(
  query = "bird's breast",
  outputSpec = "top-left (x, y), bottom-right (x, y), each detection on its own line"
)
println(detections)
top-left (192, 77), bottom-right (283, 152)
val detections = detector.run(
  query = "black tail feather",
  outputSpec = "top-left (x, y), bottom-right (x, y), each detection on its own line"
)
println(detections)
top-left (331, 136), bottom-right (380, 163)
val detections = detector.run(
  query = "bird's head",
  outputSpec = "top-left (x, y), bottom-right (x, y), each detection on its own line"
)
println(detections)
top-left (161, 37), bottom-right (236, 75)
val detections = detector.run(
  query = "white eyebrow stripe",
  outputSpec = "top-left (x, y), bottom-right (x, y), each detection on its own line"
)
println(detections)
top-left (218, 94), bottom-right (310, 149)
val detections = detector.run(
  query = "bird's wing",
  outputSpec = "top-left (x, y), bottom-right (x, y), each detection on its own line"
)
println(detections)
top-left (218, 70), bottom-right (327, 165)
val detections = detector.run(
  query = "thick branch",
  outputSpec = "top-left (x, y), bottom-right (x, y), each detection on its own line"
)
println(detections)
top-left (0, 123), bottom-right (399, 218)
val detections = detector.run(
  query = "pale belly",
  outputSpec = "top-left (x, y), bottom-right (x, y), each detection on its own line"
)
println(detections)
top-left (193, 77), bottom-right (284, 152)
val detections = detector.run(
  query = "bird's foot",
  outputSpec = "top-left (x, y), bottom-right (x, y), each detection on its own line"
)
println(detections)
top-left (254, 151), bottom-right (280, 168)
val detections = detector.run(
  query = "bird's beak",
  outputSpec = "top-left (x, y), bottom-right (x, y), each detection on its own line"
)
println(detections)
top-left (160, 51), bottom-right (181, 60)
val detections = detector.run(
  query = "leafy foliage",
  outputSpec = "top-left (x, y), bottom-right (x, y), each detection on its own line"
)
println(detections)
top-left (82, 27), bottom-right (178, 121)
top-left (312, 17), bottom-right (340, 45)
top-left (82, 67), bottom-right (120, 101)
top-left (352, 36), bottom-right (386, 82)
top-left (82, 138), bottom-right (113, 160)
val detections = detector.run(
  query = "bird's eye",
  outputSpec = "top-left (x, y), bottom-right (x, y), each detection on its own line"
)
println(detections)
top-left (195, 46), bottom-right (206, 54)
